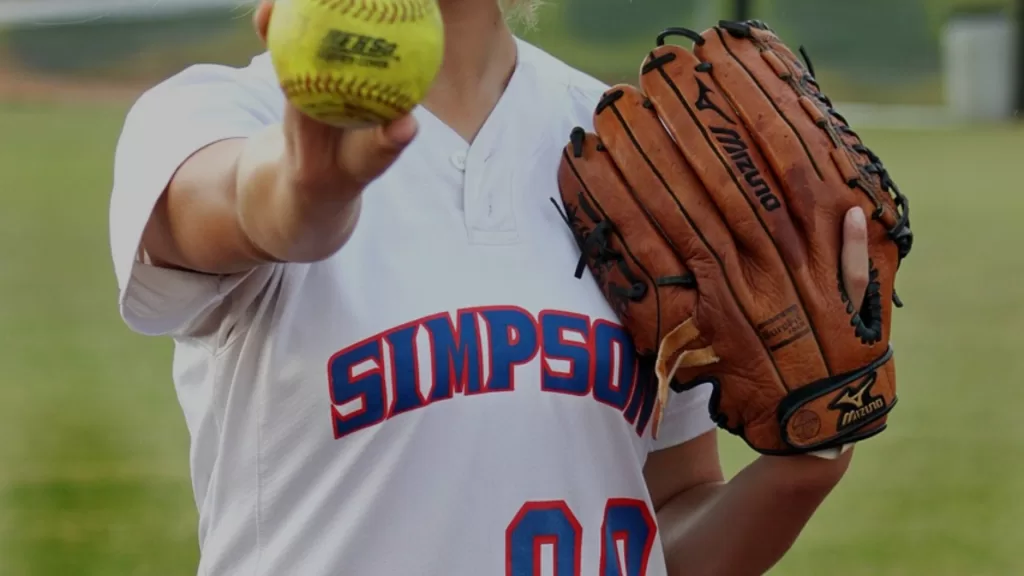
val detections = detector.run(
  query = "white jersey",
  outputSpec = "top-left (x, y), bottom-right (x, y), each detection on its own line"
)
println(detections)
top-left (109, 38), bottom-right (714, 576)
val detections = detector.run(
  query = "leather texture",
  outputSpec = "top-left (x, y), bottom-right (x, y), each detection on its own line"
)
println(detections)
top-left (555, 20), bottom-right (913, 455)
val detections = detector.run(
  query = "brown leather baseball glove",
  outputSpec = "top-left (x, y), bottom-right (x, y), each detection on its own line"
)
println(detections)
top-left (555, 20), bottom-right (913, 455)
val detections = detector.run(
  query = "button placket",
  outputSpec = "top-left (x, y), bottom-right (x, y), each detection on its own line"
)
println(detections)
top-left (450, 151), bottom-right (467, 172)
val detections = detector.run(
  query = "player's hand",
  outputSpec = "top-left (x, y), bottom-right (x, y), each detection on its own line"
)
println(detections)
top-left (254, 1), bottom-right (418, 198)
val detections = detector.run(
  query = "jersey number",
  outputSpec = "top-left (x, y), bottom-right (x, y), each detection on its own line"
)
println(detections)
top-left (505, 499), bottom-right (656, 576)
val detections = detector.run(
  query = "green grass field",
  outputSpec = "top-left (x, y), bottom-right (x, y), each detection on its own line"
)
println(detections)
top-left (1, 101), bottom-right (1022, 576)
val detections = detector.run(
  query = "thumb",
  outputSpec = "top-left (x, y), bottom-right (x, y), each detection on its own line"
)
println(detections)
top-left (337, 115), bottom-right (418, 185)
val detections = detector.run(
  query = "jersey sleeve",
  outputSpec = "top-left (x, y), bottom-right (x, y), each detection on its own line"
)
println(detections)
top-left (109, 53), bottom-right (284, 337)
top-left (650, 385), bottom-right (716, 452)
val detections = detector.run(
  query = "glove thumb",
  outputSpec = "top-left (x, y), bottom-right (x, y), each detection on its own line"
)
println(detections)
top-left (338, 114), bottom-right (418, 186)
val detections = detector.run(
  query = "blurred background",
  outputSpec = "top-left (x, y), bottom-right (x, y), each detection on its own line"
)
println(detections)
top-left (0, 0), bottom-right (1022, 574)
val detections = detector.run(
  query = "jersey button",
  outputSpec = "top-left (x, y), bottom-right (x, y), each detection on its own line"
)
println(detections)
top-left (450, 151), bottom-right (467, 171)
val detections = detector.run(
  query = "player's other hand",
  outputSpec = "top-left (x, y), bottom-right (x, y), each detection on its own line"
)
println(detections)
top-left (254, 1), bottom-right (418, 196)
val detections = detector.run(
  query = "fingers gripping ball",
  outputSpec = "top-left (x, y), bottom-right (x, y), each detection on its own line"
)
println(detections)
top-left (556, 21), bottom-right (913, 455)
top-left (267, 0), bottom-right (444, 127)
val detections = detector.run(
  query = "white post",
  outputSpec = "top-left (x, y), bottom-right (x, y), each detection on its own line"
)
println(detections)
top-left (943, 8), bottom-right (1018, 122)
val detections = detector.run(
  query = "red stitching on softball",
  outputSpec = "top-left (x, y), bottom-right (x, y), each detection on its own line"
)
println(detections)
top-left (280, 73), bottom-right (415, 115)
top-left (314, 0), bottom-right (431, 24)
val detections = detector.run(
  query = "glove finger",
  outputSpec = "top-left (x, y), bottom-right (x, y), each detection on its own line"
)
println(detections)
top-left (697, 24), bottom-right (903, 347)
top-left (691, 25), bottom-right (847, 225)
top-left (741, 27), bottom-right (913, 264)
top-left (559, 132), bottom-right (711, 438)
top-left (556, 130), bottom-right (696, 358)
top-left (639, 46), bottom-right (801, 271)
top-left (697, 22), bottom-right (910, 262)
top-left (638, 45), bottom-right (832, 385)
top-left (591, 84), bottom-right (737, 290)
top-left (735, 24), bottom-right (905, 231)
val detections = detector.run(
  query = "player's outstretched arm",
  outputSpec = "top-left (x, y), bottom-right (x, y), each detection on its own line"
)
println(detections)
top-left (141, 1), bottom-right (417, 275)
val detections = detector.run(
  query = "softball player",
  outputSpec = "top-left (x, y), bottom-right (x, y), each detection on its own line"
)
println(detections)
top-left (109, 1), bottom-right (865, 574)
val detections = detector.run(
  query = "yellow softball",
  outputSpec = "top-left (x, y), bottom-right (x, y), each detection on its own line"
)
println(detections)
top-left (267, 0), bottom-right (444, 127)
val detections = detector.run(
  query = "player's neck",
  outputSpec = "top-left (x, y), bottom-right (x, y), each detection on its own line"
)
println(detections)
top-left (423, 0), bottom-right (517, 143)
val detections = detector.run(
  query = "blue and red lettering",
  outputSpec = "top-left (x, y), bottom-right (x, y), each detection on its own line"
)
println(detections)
top-left (385, 324), bottom-right (426, 417)
top-left (505, 499), bottom-right (657, 576)
top-left (599, 499), bottom-right (657, 576)
top-left (326, 307), bottom-right (657, 440)
top-left (592, 321), bottom-right (637, 411)
top-left (328, 339), bottom-right (387, 439)
top-left (505, 501), bottom-right (582, 576)
top-left (481, 307), bottom-right (540, 392)
top-left (539, 311), bottom-right (592, 396)
top-left (424, 310), bottom-right (484, 400)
